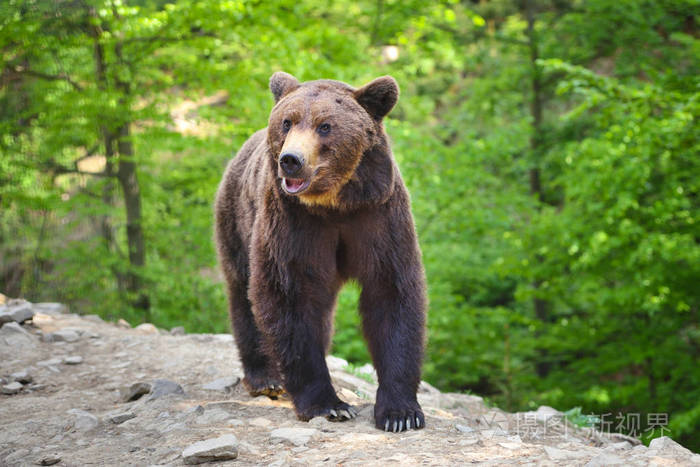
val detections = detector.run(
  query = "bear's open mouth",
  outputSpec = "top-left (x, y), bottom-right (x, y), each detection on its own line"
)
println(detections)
top-left (282, 178), bottom-right (311, 194)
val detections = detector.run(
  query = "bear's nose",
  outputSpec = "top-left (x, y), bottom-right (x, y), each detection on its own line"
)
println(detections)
top-left (279, 152), bottom-right (303, 176)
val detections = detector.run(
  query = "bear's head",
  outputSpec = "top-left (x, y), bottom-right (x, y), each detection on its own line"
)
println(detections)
top-left (266, 72), bottom-right (398, 209)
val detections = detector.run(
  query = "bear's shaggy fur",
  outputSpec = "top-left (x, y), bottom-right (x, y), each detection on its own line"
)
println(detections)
top-left (214, 72), bottom-right (427, 432)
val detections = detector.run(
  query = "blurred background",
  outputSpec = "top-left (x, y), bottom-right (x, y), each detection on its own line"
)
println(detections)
top-left (1, 0), bottom-right (698, 450)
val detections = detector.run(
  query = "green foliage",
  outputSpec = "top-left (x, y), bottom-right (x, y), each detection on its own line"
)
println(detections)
top-left (1, 0), bottom-right (698, 451)
top-left (564, 407), bottom-right (601, 429)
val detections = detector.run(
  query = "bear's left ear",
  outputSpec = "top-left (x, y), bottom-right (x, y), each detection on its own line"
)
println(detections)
top-left (270, 71), bottom-right (300, 103)
top-left (354, 76), bottom-right (399, 120)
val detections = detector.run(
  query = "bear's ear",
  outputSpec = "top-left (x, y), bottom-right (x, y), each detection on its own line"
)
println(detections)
top-left (354, 76), bottom-right (399, 120)
top-left (269, 71), bottom-right (300, 103)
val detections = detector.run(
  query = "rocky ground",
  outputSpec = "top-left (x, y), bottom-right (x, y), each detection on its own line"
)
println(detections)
top-left (1, 298), bottom-right (699, 466)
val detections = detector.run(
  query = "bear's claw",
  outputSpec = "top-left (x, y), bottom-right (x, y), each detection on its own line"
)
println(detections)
top-left (376, 407), bottom-right (424, 432)
top-left (243, 375), bottom-right (285, 400)
top-left (325, 403), bottom-right (358, 421)
top-left (297, 401), bottom-right (357, 422)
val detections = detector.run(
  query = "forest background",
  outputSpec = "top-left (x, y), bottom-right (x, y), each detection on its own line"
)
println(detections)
top-left (1, 0), bottom-right (698, 451)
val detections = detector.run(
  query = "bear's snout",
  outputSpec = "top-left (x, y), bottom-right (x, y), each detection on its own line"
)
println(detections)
top-left (279, 152), bottom-right (303, 177)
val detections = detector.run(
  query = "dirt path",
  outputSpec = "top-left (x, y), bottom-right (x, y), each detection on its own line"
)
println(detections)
top-left (1, 300), bottom-right (698, 466)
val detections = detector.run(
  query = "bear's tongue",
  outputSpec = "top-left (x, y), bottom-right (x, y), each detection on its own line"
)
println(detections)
top-left (284, 178), bottom-right (305, 193)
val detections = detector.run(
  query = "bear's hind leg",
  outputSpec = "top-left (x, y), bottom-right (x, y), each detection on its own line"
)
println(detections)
top-left (250, 270), bottom-right (357, 421)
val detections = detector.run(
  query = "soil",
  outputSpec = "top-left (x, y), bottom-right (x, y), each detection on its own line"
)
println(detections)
top-left (1, 302), bottom-right (698, 466)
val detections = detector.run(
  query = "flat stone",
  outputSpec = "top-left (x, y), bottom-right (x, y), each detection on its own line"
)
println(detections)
top-left (544, 446), bottom-right (590, 461)
top-left (120, 382), bottom-right (152, 402)
top-left (38, 454), bottom-right (61, 465)
top-left (249, 417), bottom-right (273, 428)
top-left (648, 436), bottom-right (693, 458)
top-left (0, 321), bottom-right (35, 348)
top-left (42, 329), bottom-right (80, 343)
top-left (270, 427), bottom-right (318, 447)
top-left (170, 326), bottom-right (185, 335)
top-left (455, 423), bottom-right (474, 433)
top-left (68, 409), bottom-right (99, 431)
top-left (182, 434), bottom-right (238, 464)
top-left (11, 369), bottom-right (33, 384)
top-left (4, 449), bottom-right (30, 465)
top-left (202, 376), bottom-right (240, 393)
top-left (0, 302), bottom-right (35, 324)
top-left (499, 442), bottom-right (522, 450)
top-left (195, 408), bottom-right (231, 425)
top-left (148, 379), bottom-right (185, 400)
top-left (109, 412), bottom-right (136, 424)
top-left (37, 358), bottom-right (62, 366)
top-left (134, 323), bottom-right (159, 334)
top-left (63, 356), bottom-right (83, 365)
top-left (2, 381), bottom-right (23, 394)
top-left (213, 333), bottom-right (234, 343)
top-left (584, 453), bottom-right (625, 466)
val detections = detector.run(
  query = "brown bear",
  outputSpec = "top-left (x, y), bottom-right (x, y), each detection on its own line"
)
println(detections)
top-left (214, 72), bottom-right (427, 432)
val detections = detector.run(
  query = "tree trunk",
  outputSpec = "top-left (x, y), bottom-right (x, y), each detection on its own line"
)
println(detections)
top-left (116, 122), bottom-right (150, 317)
top-left (90, 8), bottom-right (125, 293)
top-left (525, 1), bottom-right (551, 378)
top-left (109, 5), bottom-right (150, 318)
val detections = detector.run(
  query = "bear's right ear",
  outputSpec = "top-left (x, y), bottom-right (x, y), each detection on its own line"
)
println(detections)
top-left (270, 72), bottom-right (300, 103)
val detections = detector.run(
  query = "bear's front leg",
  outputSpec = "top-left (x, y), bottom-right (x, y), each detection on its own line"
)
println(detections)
top-left (354, 205), bottom-right (428, 432)
top-left (249, 241), bottom-right (357, 422)
top-left (359, 276), bottom-right (426, 432)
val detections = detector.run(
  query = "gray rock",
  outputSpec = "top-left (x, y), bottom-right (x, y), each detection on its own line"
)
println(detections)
top-left (117, 318), bottom-right (131, 328)
top-left (648, 436), bottom-right (693, 458)
top-left (32, 303), bottom-right (68, 315)
top-left (68, 409), bottom-right (99, 431)
top-left (134, 323), bottom-right (158, 334)
top-left (195, 408), bottom-right (231, 425)
top-left (544, 446), bottom-right (590, 461)
top-left (584, 453), bottom-right (626, 466)
top-left (2, 381), bottom-right (23, 394)
top-left (0, 302), bottom-right (35, 324)
top-left (182, 434), bottom-right (238, 464)
top-left (202, 376), bottom-right (240, 393)
top-left (108, 412), bottom-right (136, 424)
top-left (148, 379), bottom-right (185, 400)
top-left (63, 356), bottom-right (83, 365)
top-left (170, 326), bottom-right (185, 335)
top-left (37, 358), bottom-right (62, 366)
top-left (419, 380), bottom-right (440, 394)
top-left (38, 454), bottom-right (61, 465)
top-left (0, 321), bottom-right (35, 349)
top-left (270, 427), bottom-right (318, 446)
top-left (455, 423), bottom-right (474, 433)
top-left (326, 355), bottom-right (348, 371)
top-left (42, 329), bottom-right (80, 343)
top-left (248, 417), bottom-right (273, 428)
top-left (4, 448), bottom-right (30, 465)
top-left (183, 405), bottom-right (205, 417)
top-left (213, 334), bottom-right (234, 343)
top-left (120, 382), bottom-right (152, 402)
top-left (11, 369), bottom-right (33, 384)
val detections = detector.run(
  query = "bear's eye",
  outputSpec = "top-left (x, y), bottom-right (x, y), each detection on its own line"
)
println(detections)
top-left (317, 123), bottom-right (331, 135)
top-left (282, 119), bottom-right (292, 132)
